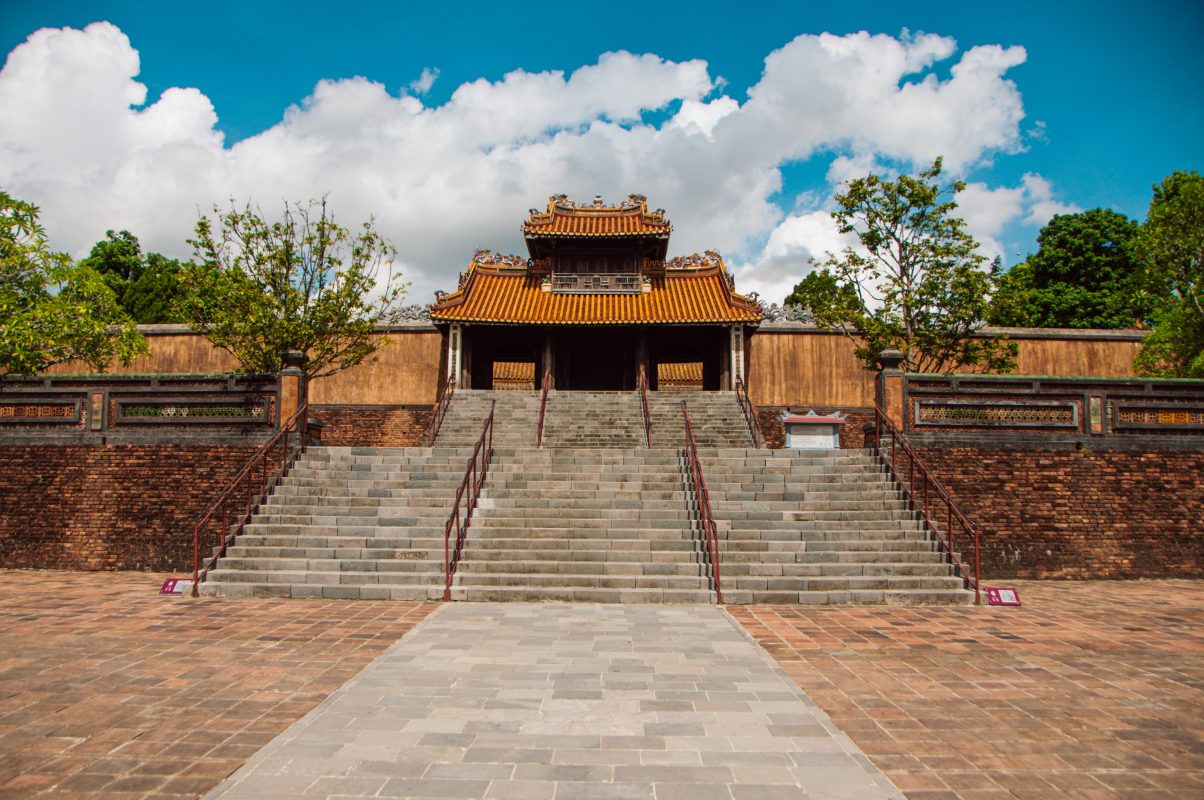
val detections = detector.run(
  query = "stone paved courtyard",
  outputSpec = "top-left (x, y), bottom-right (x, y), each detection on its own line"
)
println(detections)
top-left (0, 571), bottom-right (1200, 799)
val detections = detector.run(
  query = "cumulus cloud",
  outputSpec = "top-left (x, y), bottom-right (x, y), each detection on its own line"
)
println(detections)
top-left (731, 211), bottom-right (854, 306)
top-left (0, 22), bottom-right (1047, 304)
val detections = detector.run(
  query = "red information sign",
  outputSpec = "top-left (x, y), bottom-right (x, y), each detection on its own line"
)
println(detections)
top-left (160, 578), bottom-right (193, 595)
top-left (985, 586), bottom-right (1021, 606)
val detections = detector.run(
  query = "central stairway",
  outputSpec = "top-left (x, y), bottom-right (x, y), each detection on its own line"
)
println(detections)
top-left (200, 389), bottom-right (971, 604)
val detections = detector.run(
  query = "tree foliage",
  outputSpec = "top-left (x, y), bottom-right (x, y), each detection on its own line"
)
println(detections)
top-left (0, 191), bottom-right (146, 375)
top-left (182, 198), bottom-right (407, 378)
top-left (1134, 170), bottom-right (1204, 377)
top-left (988, 209), bottom-right (1145, 328)
top-left (80, 229), bottom-right (191, 324)
top-left (802, 158), bottom-right (1016, 374)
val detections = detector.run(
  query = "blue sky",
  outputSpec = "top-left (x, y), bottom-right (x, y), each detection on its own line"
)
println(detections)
top-left (2, 0), bottom-right (1201, 302)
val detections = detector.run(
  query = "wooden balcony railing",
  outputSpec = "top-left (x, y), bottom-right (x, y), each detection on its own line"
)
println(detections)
top-left (551, 273), bottom-right (641, 294)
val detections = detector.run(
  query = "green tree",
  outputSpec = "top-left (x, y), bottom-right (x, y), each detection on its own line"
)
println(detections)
top-left (183, 198), bottom-right (407, 377)
top-left (808, 158), bottom-right (1017, 374)
top-left (80, 230), bottom-right (191, 323)
top-left (0, 191), bottom-right (146, 374)
top-left (989, 209), bottom-right (1144, 328)
top-left (785, 268), bottom-right (863, 316)
top-left (1134, 170), bottom-right (1204, 377)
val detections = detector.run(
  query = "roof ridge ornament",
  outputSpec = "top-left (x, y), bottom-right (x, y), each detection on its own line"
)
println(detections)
top-left (665, 250), bottom-right (724, 271)
top-left (471, 248), bottom-right (527, 269)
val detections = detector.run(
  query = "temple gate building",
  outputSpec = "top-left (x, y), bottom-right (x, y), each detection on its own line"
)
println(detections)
top-left (429, 194), bottom-right (762, 392)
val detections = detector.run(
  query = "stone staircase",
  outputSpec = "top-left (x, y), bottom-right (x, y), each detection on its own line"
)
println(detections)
top-left (703, 448), bottom-right (972, 604)
top-left (201, 389), bottom-right (971, 605)
top-left (538, 391), bottom-right (645, 448)
top-left (646, 391), bottom-right (753, 448)
top-left (432, 389), bottom-right (539, 447)
top-left (451, 447), bottom-right (713, 602)
top-left (200, 447), bottom-right (468, 599)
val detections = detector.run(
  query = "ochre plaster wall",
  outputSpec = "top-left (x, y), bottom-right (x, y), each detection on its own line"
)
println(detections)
top-left (747, 330), bottom-right (1144, 410)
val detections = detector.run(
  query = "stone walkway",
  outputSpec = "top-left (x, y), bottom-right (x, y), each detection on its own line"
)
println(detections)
top-left (204, 603), bottom-right (900, 799)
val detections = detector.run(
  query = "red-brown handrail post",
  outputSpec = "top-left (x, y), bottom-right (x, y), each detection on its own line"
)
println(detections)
top-left (444, 400), bottom-right (495, 600)
top-left (639, 369), bottom-right (652, 447)
top-left (537, 368), bottom-right (552, 447)
top-left (681, 401), bottom-right (723, 603)
top-left (734, 376), bottom-right (764, 448)
top-left (425, 378), bottom-right (456, 447)
top-left (871, 405), bottom-right (982, 604)
top-left (191, 402), bottom-right (309, 596)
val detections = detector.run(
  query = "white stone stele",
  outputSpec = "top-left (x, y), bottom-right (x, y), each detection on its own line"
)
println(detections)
top-left (784, 412), bottom-right (845, 449)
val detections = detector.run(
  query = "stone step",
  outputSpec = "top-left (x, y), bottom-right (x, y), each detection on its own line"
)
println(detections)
top-left (446, 586), bottom-right (716, 604)
top-left (457, 560), bottom-right (706, 575)
top-left (453, 573), bottom-right (710, 589)
top-left (720, 588), bottom-right (973, 605)
top-left (199, 582), bottom-right (444, 600)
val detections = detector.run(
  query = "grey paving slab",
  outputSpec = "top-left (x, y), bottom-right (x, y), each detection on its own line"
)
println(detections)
top-left (204, 604), bottom-right (902, 800)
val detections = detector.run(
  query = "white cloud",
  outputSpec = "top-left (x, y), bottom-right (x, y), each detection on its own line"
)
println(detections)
top-left (668, 97), bottom-right (738, 139)
top-left (732, 211), bottom-right (854, 305)
top-left (1021, 173), bottom-right (1080, 225)
top-left (0, 23), bottom-right (1043, 305)
top-left (958, 181), bottom-right (1026, 263)
top-left (408, 67), bottom-right (439, 95)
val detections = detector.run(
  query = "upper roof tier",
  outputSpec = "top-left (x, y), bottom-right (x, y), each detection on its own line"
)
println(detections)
top-left (523, 194), bottom-right (672, 241)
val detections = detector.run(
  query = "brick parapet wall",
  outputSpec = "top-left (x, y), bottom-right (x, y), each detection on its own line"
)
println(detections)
top-left (311, 405), bottom-right (433, 448)
top-left (0, 445), bottom-right (258, 571)
top-left (757, 407), bottom-right (875, 450)
top-left (915, 447), bottom-right (1204, 580)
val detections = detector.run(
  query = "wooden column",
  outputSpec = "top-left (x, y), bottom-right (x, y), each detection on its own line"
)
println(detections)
top-left (542, 331), bottom-right (555, 390)
top-left (636, 329), bottom-right (649, 390)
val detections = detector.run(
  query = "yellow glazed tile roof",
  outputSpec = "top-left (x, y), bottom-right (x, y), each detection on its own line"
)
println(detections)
top-left (430, 253), bottom-right (761, 326)
top-left (523, 194), bottom-right (671, 239)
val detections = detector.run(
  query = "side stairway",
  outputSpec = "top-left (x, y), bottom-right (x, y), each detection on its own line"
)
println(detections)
top-left (704, 448), bottom-right (972, 604)
top-left (199, 446), bottom-right (464, 599)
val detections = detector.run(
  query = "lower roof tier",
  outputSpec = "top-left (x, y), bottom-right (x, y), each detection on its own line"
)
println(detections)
top-left (430, 251), bottom-right (762, 326)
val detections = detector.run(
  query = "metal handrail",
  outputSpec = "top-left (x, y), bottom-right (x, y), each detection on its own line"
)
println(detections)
top-left (191, 403), bottom-right (309, 596)
top-left (681, 401), bottom-right (723, 603)
top-left (424, 378), bottom-right (456, 447)
top-left (536, 368), bottom-right (552, 447)
top-left (443, 400), bottom-right (495, 600)
top-left (872, 407), bottom-right (982, 604)
top-left (734, 376), bottom-right (764, 448)
top-left (638, 369), bottom-right (652, 447)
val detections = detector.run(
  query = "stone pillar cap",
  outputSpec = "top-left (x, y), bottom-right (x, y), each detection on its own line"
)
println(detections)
top-left (281, 349), bottom-right (308, 369)
top-left (875, 349), bottom-right (906, 371)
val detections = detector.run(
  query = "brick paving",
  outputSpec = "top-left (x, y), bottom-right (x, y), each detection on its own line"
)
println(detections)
top-left (0, 570), bottom-right (437, 800)
top-left (0, 572), bottom-right (1201, 800)
top-left (730, 580), bottom-right (1204, 800)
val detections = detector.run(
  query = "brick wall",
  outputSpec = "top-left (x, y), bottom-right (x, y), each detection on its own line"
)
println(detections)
top-left (757, 407), bottom-right (875, 450)
top-left (311, 405), bottom-right (433, 448)
top-left (0, 445), bottom-right (258, 571)
top-left (917, 447), bottom-right (1204, 580)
